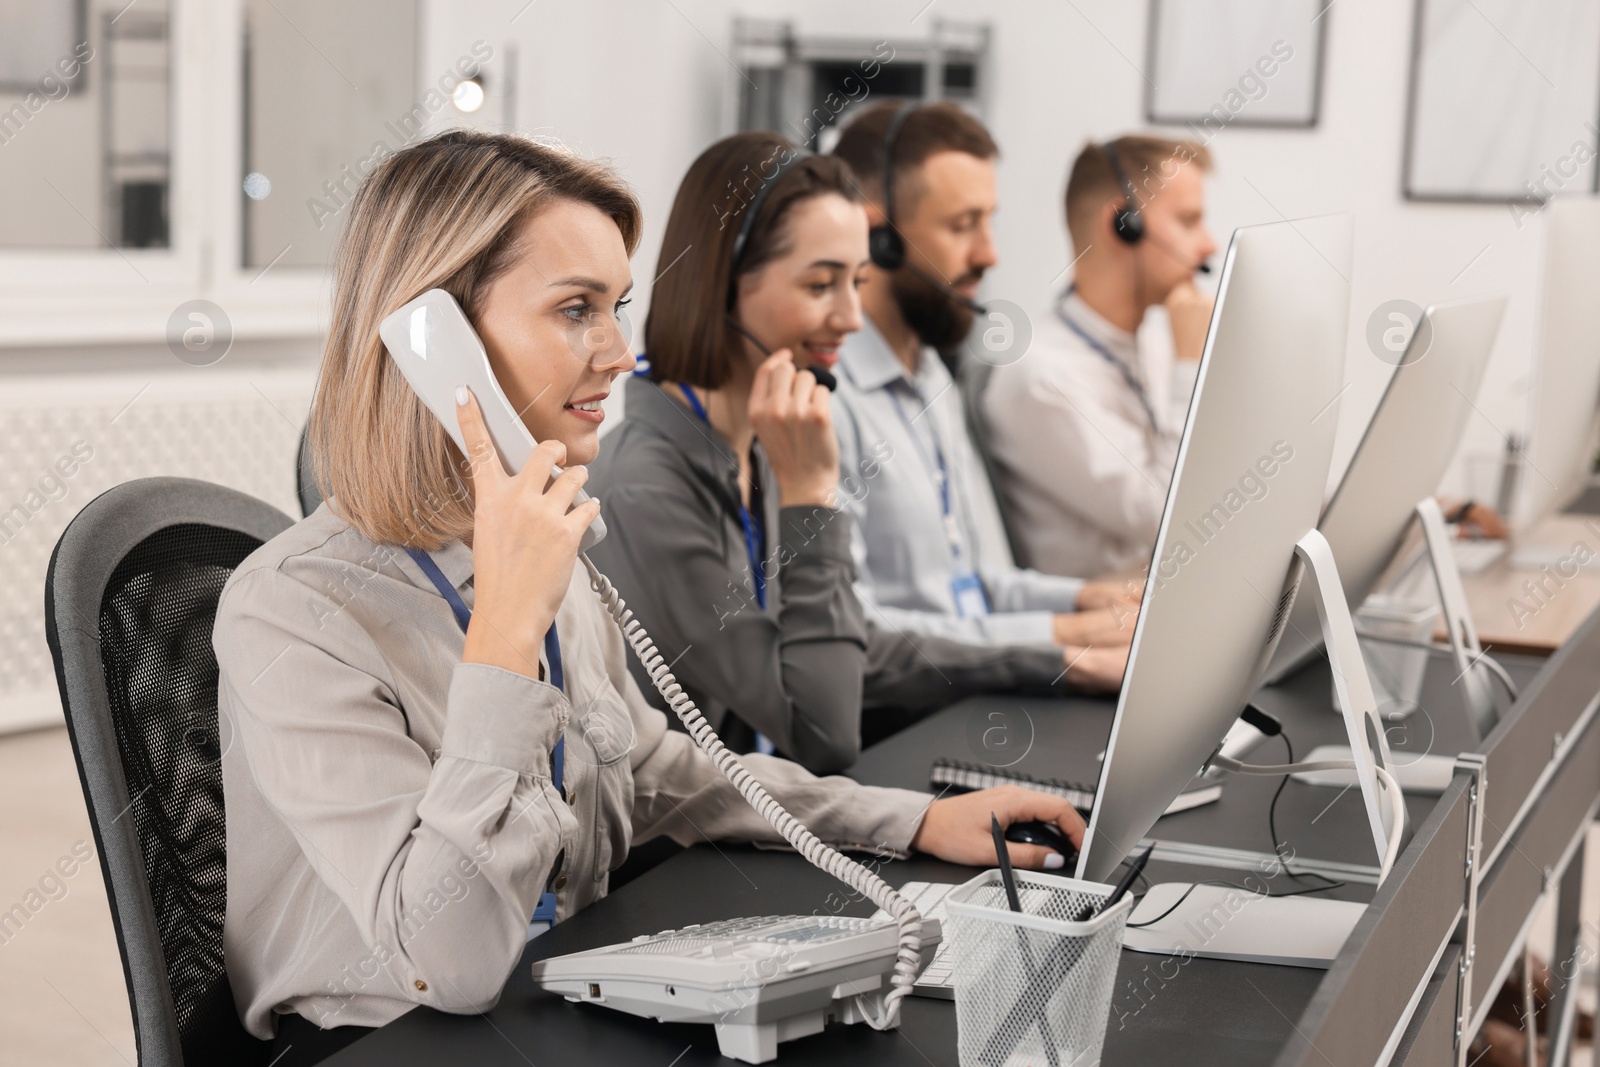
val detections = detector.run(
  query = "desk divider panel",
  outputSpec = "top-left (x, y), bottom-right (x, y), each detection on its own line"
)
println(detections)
top-left (1393, 942), bottom-right (1464, 1067)
top-left (1478, 608), bottom-right (1600, 858)
top-left (1469, 710), bottom-right (1600, 1016)
top-left (1272, 778), bottom-right (1471, 1067)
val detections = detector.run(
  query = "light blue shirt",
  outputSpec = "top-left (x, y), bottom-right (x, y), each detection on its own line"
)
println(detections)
top-left (832, 318), bottom-right (1084, 647)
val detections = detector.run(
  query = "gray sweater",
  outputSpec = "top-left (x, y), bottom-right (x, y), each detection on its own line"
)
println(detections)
top-left (587, 375), bottom-right (1068, 774)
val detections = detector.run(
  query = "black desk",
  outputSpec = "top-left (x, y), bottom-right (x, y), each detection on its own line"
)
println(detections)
top-left (324, 650), bottom-right (1563, 1067)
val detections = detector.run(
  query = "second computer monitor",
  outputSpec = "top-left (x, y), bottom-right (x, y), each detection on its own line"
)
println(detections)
top-left (1263, 295), bottom-right (1508, 684)
top-left (1077, 214), bottom-right (1353, 883)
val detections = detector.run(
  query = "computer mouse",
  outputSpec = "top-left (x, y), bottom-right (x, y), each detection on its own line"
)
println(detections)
top-left (1004, 820), bottom-right (1078, 863)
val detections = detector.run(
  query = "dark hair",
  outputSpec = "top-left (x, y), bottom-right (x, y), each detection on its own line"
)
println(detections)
top-left (1064, 134), bottom-right (1211, 249)
top-left (644, 132), bottom-right (862, 389)
top-left (829, 100), bottom-right (998, 220)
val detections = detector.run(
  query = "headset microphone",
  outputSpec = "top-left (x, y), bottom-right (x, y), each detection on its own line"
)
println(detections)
top-left (1146, 230), bottom-right (1211, 276)
top-left (724, 315), bottom-right (837, 391)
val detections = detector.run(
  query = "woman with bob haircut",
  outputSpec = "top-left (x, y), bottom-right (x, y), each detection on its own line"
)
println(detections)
top-left (590, 132), bottom-right (1118, 775)
top-left (212, 129), bottom-right (1084, 1053)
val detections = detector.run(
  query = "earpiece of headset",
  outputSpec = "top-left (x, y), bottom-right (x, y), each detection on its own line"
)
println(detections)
top-left (866, 101), bottom-right (988, 314)
top-left (1101, 141), bottom-right (1146, 246)
top-left (867, 103), bottom-right (917, 272)
top-left (725, 143), bottom-right (836, 391)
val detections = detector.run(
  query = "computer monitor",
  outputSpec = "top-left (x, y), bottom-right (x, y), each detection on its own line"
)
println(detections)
top-left (1077, 214), bottom-right (1353, 884)
top-left (1262, 296), bottom-right (1508, 686)
top-left (1518, 196), bottom-right (1600, 525)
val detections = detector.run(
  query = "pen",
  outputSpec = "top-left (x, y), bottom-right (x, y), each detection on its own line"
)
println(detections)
top-left (990, 814), bottom-right (1023, 912)
top-left (1090, 842), bottom-right (1154, 920)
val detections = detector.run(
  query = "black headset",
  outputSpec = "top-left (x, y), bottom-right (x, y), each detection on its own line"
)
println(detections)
top-left (1101, 141), bottom-right (1146, 246)
top-left (863, 101), bottom-right (987, 314)
top-left (867, 102), bottom-right (918, 271)
top-left (1098, 139), bottom-right (1211, 274)
top-left (722, 143), bottom-right (838, 389)
top-left (728, 144), bottom-right (813, 297)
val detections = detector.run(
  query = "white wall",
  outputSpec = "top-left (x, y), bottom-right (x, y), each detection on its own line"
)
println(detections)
top-left (421, 0), bottom-right (1562, 495)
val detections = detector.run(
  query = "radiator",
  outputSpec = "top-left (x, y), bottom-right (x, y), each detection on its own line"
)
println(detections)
top-left (0, 365), bottom-right (316, 733)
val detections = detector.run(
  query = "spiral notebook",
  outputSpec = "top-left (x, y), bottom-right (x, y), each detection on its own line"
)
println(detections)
top-left (929, 758), bottom-right (1223, 816)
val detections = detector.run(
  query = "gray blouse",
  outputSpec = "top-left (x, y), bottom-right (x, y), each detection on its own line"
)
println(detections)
top-left (213, 504), bottom-right (930, 1038)
top-left (588, 375), bottom-right (1069, 774)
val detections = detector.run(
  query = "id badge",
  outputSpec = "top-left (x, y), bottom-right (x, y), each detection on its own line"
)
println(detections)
top-left (951, 572), bottom-right (990, 618)
top-left (527, 890), bottom-right (558, 941)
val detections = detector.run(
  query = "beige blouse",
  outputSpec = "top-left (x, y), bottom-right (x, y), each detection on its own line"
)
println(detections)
top-left (213, 505), bottom-right (931, 1039)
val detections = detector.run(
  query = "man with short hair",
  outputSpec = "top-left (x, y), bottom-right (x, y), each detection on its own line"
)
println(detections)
top-left (982, 135), bottom-right (1218, 580)
top-left (828, 102), bottom-right (1132, 688)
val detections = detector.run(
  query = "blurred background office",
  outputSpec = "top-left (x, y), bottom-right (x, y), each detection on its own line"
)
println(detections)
top-left (1, 1), bottom-right (1598, 1063)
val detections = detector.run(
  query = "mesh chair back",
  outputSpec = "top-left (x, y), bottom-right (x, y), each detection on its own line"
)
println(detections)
top-left (45, 478), bottom-right (293, 1066)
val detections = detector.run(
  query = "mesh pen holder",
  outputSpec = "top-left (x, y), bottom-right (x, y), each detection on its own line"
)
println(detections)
top-left (945, 869), bottom-right (1132, 1067)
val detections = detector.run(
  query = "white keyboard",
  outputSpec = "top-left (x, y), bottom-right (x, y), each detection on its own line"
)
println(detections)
top-left (875, 880), bottom-right (1048, 999)
top-left (890, 881), bottom-right (960, 998)
top-left (1451, 539), bottom-right (1506, 574)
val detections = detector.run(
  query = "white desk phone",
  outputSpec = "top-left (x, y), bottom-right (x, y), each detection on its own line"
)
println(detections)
top-left (378, 289), bottom-right (936, 1064)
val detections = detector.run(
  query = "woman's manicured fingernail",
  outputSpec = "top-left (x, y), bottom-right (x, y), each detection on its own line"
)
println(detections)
top-left (455, 385), bottom-right (469, 406)
top-left (1044, 853), bottom-right (1065, 870)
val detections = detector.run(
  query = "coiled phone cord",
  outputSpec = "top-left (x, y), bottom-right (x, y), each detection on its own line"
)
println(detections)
top-left (581, 555), bottom-right (924, 1030)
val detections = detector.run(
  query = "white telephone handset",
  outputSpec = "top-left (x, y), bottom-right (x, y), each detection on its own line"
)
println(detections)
top-left (378, 289), bottom-right (607, 553)
top-left (377, 289), bottom-right (928, 1063)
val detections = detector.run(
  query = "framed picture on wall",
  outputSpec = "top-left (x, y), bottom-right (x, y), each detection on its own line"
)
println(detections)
top-left (1144, 0), bottom-right (1329, 130)
top-left (0, 0), bottom-right (86, 93)
top-left (1403, 0), bottom-right (1600, 202)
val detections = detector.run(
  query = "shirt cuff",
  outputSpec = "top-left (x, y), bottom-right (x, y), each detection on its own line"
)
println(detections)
top-left (777, 505), bottom-right (853, 566)
top-left (439, 662), bottom-right (567, 776)
top-left (981, 610), bottom-right (1058, 647)
top-left (846, 785), bottom-right (936, 859)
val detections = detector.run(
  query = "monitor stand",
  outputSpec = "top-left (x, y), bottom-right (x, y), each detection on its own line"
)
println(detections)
top-left (1123, 529), bottom-right (1397, 968)
top-left (1308, 497), bottom-right (1497, 796)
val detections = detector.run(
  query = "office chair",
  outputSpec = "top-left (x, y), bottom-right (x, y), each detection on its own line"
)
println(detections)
top-left (295, 423), bottom-right (322, 518)
top-left (45, 477), bottom-right (293, 1067)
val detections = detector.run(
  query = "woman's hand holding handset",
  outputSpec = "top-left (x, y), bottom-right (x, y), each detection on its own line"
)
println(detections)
top-left (456, 387), bottom-right (601, 680)
top-left (747, 348), bottom-right (839, 508)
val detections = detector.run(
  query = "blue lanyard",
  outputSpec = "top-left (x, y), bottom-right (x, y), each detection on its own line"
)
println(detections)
top-left (887, 386), bottom-right (971, 564)
top-left (1056, 285), bottom-right (1159, 431)
top-left (405, 546), bottom-right (566, 930)
top-left (405, 548), bottom-right (565, 786)
top-left (675, 383), bottom-right (767, 611)
top-left (665, 381), bottom-right (778, 756)
top-left (887, 388), bottom-right (952, 519)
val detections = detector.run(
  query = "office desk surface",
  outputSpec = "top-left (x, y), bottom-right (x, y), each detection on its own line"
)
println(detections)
top-left (322, 654), bottom-right (1544, 1067)
top-left (1459, 512), bottom-right (1600, 655)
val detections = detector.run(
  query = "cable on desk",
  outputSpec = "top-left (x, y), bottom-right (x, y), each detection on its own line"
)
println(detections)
top-left (1267, 731), bottom-right (1341, 888)
top-left (1125, 877), bottom-right (1343, 929)
top-left (1212, 752), bottom-right (1404, 884)
top-left (1477, 653), bottom-right (1520, 702)
top-left (1341, 632), bottom-right (1521, 704)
